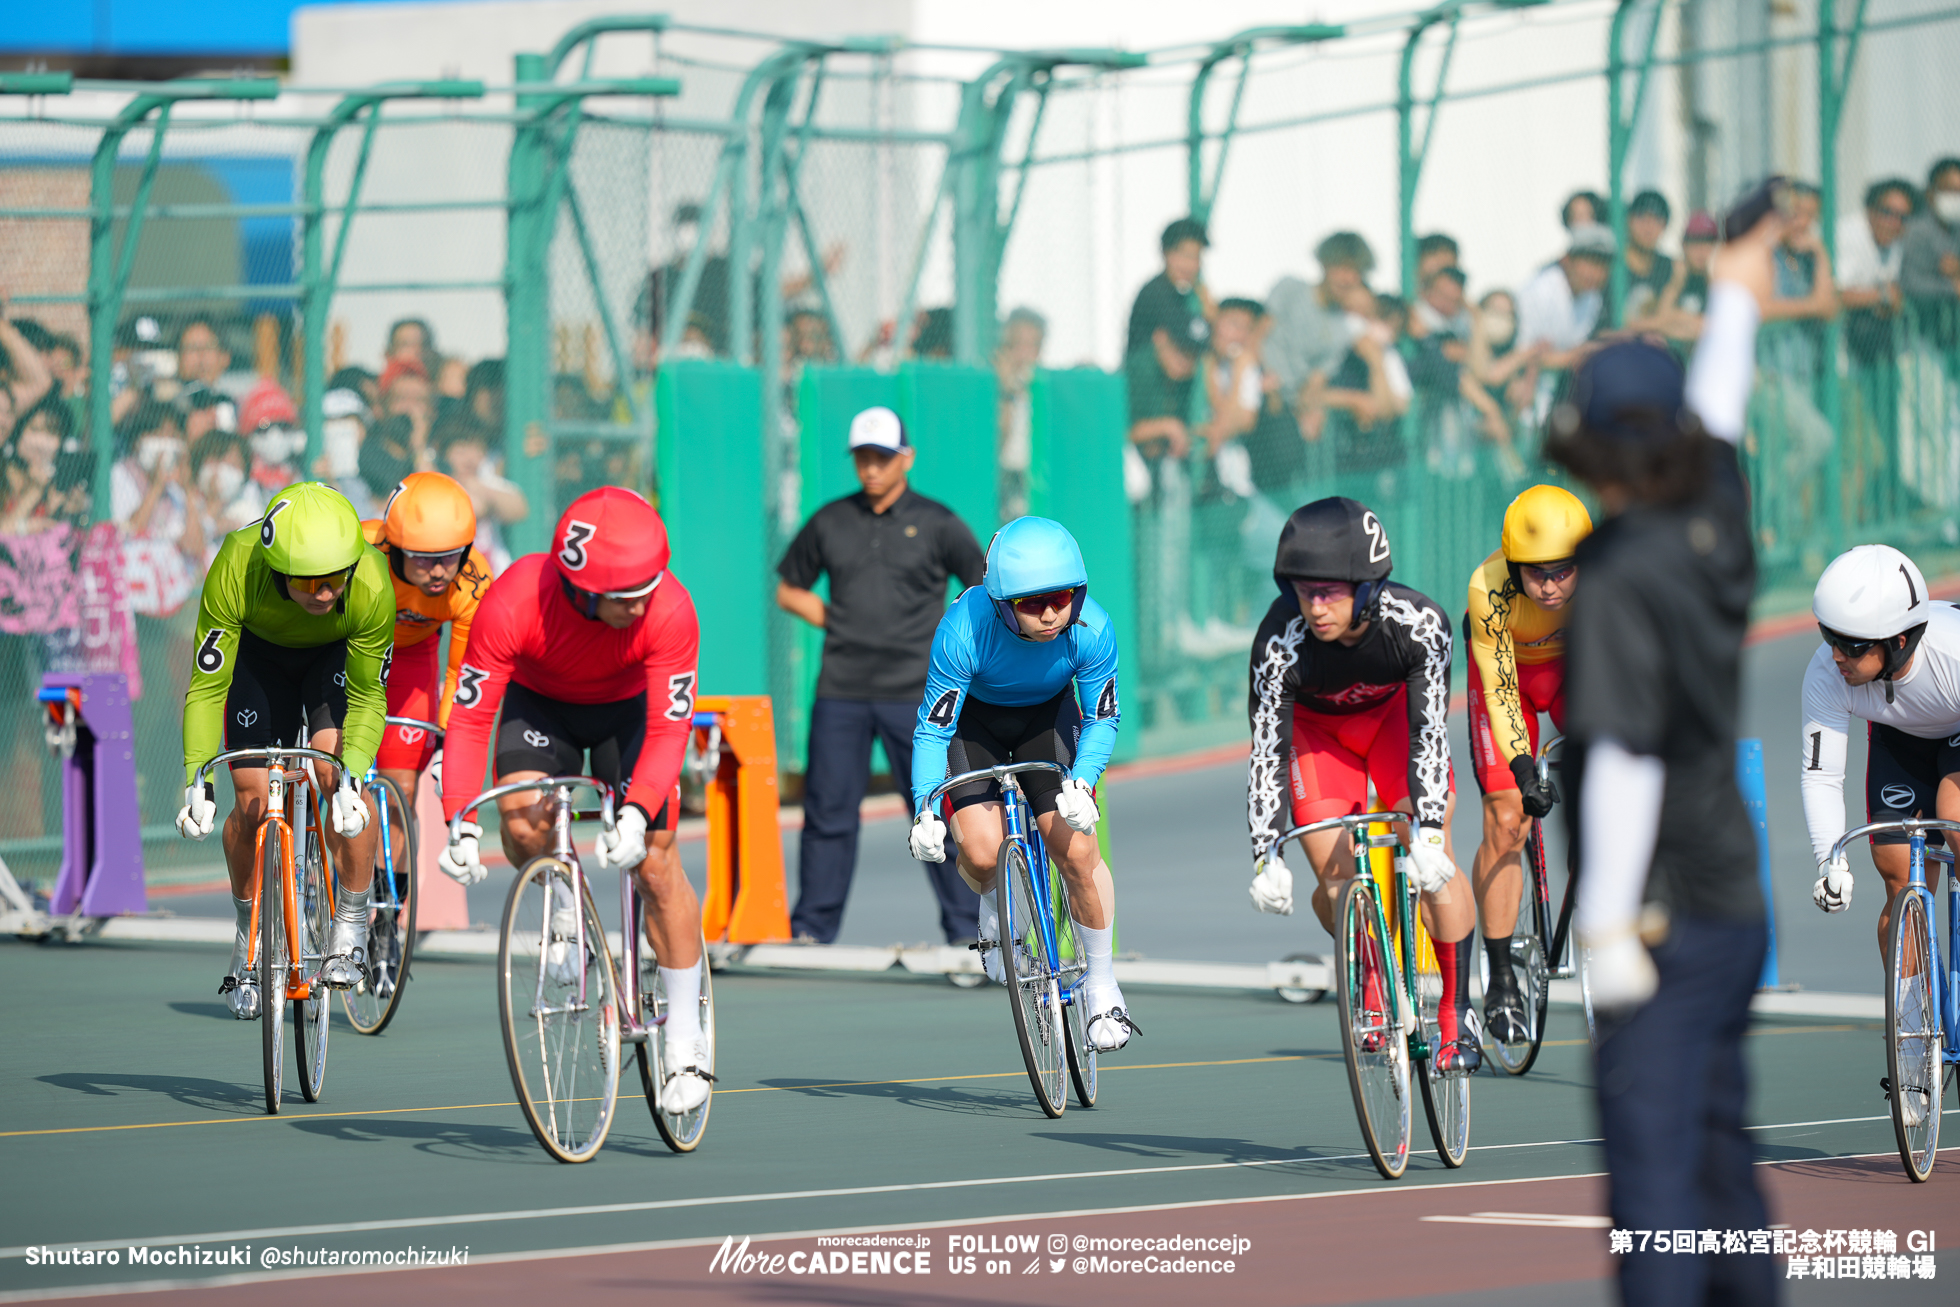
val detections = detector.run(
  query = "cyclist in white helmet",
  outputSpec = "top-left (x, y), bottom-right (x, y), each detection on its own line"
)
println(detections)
top-left (1800, 543), bottom-right (1959, 1120)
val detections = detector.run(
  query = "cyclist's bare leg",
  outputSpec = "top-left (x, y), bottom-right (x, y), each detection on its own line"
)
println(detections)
top-left (378, 766), bottom-right (421, 879)
top-left (1034, 810), bottom-right (1113, 930)
top-left (493, 770), bottom-right (555, 866)
top-left (308, 728), bottom-right (377, 892)
top-left (222, 768), bottom-right (273, 900)
top-left (634, 829), bottom-right (702, 970)
top-left (1470, 790), bottom-right (1527, 937)
top-left (1868, 772), bottom-right (1960, 969)
top-left (950, 801), bottom-right (1006, 894)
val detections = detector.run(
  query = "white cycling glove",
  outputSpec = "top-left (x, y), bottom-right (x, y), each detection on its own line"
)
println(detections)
top-left (1054, 778), bottom-right (1099, 834)
top-left (1249, 855), bottom-right (1294, 915)
top-left (909, 810), bottom-right (947, 863)
top-left (1580, 923), bottom-right (1659, 1011)
top-left (440, 820), bottom-right (486, 885)
top-left (1407, 827), bottom-right (1457, 894)
top-left (597, 804), bottom-right (651, 869)
top-left (176, 782), bottom-right (216, 841)
top-left (330, 777), bottom-right (370, 837)
top-left (1813, 856), bottom-right (1854, 914)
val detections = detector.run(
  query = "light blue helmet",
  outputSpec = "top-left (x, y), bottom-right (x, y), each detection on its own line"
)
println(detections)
top-left (984, 516), bottom-right (1087, 635)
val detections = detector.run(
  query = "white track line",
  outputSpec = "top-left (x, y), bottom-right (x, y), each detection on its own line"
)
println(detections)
top-left (0, 1109), bottom-right (1935, 1262)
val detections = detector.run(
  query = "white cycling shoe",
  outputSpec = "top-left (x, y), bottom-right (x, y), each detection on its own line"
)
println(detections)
top-left (545, 906), bottom-right (585, 986)
top-left (660, 1033), bottom-right (715, 1114)
top-left (1083, 988), bottom-right (1143, 1052)
top-left (218, 973), bottom-right (261, 1020)
top-left (319, 919), bottom-right (369, 990)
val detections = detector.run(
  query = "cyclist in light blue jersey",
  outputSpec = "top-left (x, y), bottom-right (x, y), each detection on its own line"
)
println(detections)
top-left (908, 516), bottom-right (1138, 1050)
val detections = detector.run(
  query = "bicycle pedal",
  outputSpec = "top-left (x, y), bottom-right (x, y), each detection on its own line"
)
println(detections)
top-left (968, 938), bottom-right (996, 953)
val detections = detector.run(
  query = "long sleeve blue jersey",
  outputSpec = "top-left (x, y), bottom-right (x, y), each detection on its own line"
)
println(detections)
top-left (910, 586), bottom-right (1122, 809)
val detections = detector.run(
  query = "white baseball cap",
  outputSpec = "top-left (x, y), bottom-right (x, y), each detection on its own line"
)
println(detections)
top-left (848, 406), bottom-right (909, 453)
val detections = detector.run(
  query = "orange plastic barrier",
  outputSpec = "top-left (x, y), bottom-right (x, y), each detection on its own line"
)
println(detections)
top-left (693, 695), bottom-right (793, 944)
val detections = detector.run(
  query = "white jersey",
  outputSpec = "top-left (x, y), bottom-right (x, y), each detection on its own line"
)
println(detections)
top-left (1799, 602), bottom-right (1960, 863)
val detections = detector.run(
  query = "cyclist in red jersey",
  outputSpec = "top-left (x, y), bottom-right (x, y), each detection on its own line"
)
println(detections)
top-left (436, 487), bottom-right (709, 1112)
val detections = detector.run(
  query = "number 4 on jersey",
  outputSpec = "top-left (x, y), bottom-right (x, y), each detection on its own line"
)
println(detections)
top-left (926, 689), bottom-right (959, 727)
top-left (1095, 677), bottom-right (1119, 720)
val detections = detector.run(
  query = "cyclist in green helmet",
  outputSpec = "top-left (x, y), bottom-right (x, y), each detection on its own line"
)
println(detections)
top-left (177, 482), bottom-right (395, 1018)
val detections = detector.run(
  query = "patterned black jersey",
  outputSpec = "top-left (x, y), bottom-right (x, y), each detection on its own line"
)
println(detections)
top-left (1246, 581), bottom-right (1454, 855)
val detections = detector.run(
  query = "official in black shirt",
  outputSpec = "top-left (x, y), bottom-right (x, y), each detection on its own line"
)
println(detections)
top-left (1546, 210), bottom-right (1782, 1307)
top-left (776, 407), bottom-right (987, 944)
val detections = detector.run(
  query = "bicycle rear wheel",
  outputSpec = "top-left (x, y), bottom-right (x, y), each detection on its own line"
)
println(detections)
top-left (1485, 825), bottom-right (1550, 1076)
top-left (1884, 887), bottom-right (1941, 1182)
top-left (635, 914), bottom-right (716, 1154)
top-left (1050, 864), bottom-right (1096, 1109)
top-left (1000, 839), bottom-right (1067, 1118)
top-left (344, 774), bottom-right (417, 1035)
top-left (498, 856), bottom-right (620, 1163)
top-left (292, 813), bottom-right (331, 1102)
top-left (1414, 923), bottom-right (1470, 1169)
top-left (259, 823), bottom-right (289, 1115)
top-left (1334, 876), bottom-right (1409, 1179)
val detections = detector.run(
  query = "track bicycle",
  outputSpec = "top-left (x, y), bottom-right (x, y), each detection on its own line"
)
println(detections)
top-left (1827, 818), bottom-right (1959, 1182)
top-left (454, 775), bottom-right (716, 1162)
top-left (193, 737), bottom-right (345, 1115)
top-left (1483, 734), bottom-right (1596, 1072)
top-left (927, 761), bottom-right (1097, 1118)
top-left (340, 714), bottom-right (436, 1034)
top-left (1262, 811), bottom-right (1469, 1178)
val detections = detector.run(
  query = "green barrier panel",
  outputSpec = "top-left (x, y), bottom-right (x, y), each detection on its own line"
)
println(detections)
top-left (897, 363), bottom-right (1001, 546)
top-left (656, 359), bottom-right (769, 696)
top-left (1029, 368), bottom-right (1139, 764)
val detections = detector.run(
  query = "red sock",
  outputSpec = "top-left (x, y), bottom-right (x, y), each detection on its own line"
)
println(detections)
top-left (1435, 939), bottom-right (1459, 1043)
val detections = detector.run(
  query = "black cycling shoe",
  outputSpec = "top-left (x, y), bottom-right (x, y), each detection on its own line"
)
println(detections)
top-left (1434, 1033), bottom-right (1482, 1074)
top-left (1485, 991), bottom-right (1529, 1045)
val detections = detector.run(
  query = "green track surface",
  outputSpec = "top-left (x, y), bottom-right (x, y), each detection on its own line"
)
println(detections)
top-left (0, 939), bottom-right (1918, 1296)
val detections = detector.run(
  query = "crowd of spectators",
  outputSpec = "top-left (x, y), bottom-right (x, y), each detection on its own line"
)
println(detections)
top-left (1115, 157), bottom-right (1960, 520)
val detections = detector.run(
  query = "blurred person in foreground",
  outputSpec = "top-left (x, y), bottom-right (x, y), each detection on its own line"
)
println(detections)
top-left (776, 407), bottom-right (987, 945)
top-left (1548, 193), bottom-right (1782, 1307)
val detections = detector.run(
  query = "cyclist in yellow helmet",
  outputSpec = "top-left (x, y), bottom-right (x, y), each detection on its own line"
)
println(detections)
top-left (1463, 484), bottom-right (1592, 1043)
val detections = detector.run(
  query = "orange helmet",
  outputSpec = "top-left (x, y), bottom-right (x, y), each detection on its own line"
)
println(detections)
top-left (382, 472), bottom-right (476, 555)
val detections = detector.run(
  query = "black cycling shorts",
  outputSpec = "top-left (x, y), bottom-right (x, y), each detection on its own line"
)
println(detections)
top-left (224, 630), bottom-right (346, 766)
top-left (943, 688), bottom-right (1081, 817)
top-left (494, 680), bottom-right (669, 829)
top-left (1865, 721), bottom-right (1960, 847)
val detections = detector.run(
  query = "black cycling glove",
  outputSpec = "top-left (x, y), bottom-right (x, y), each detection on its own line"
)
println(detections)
top-left (1509, 753), bottom-right (1558, 819)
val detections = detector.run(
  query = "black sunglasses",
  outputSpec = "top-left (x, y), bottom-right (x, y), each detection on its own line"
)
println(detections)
top-left (1818, 624), bottom-right (1882, 658)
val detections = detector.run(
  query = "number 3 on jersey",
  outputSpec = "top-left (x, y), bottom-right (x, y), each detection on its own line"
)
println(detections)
top-left (665, 671), bottom-right (696, 721)
top-left (454, 663), bottom-right (489, 708)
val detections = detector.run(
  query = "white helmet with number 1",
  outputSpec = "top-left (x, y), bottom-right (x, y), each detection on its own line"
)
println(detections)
top-left (1812, 545), bottom-right (1928, 640)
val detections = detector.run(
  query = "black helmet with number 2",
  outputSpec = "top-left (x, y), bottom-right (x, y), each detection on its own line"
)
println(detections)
top-left (1274, 497), bottom-right (1393, 627)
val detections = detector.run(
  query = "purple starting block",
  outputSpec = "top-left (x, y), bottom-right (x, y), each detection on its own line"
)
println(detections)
top-left (41, 672), bottom-right (146, 918)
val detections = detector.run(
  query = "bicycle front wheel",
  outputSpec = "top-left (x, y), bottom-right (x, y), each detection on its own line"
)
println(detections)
top-left (344, 774), bottom-right (417, 1035)
top-left (1486, 827), bottom-right (1550, 1076)
top-left (635, 917), bottom-right (716, 1154)
top-left (292, 817), bottom-right (331, 1103)
top-left (1000, 839), bottom-right (1067, 1118)
top-left (259, 823), bottom-right (289, 1116)
top-left (1885, 887), bottom-right (1942, 1182)
top-left (1334, 876), bottom-right (1409, 1179)
top-left (1050, 865), bottom-right (1096, 1109)
top-left (1415, 925), bottom-right (1470, 1169)
top-left (498, 856), bottom-right (620, 1163)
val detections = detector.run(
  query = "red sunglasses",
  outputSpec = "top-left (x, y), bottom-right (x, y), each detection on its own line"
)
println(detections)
top-left (1011, 589), bottom-right (1077, 617)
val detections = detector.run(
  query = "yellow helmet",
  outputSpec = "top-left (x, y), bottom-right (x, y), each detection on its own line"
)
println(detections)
top-left (1500, 485), bottom-right (1592, 565)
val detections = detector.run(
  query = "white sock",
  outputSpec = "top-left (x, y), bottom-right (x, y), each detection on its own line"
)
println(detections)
top-left (1074, 919), bottom-right (1116, 1003)
top-left (661, 964), bottom-right (703, 1046)
top-left (978, 888), bottom-right (999, 940)
top-left (231, 895), bottom-right (253, 975)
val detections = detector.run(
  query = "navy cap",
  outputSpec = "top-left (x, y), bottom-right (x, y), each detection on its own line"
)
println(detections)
top-left (1551, 340), bottom-right (1686, 443)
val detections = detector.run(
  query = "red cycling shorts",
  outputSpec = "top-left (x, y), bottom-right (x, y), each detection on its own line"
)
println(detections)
top-left (1288, 688), bottom-right (1453, 825)
top-left (374, 637), bottom-right (441, 773)
top-left (1466, 654), bottom-right (1565, 794)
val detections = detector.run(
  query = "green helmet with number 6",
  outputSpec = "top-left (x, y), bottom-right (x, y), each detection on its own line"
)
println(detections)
top-left (257, 482), bottom-right (366, 577)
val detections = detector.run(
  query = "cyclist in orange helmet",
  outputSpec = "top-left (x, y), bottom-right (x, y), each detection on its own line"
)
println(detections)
top-left (362, 472), bottom-right (494, 867)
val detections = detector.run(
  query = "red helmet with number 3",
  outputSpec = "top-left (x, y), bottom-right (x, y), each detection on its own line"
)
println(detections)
top-left (552, 487), bottom-right (670, 618)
